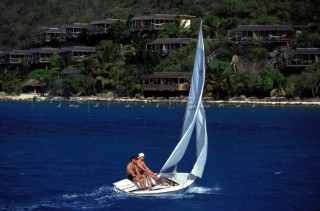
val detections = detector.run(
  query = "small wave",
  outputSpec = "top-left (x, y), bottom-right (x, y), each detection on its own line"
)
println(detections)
top-left (15, 186), bottom-right (120, 210)
top-left (62, 193), bottom-right (78, 199)
top-left (186, 185), bottom-right (221, 194)
top-left (62, 185), bottom-right (115, 199)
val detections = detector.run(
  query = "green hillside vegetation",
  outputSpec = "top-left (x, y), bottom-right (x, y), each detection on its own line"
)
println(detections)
top-left (0, 0), bottom-right (319, 99)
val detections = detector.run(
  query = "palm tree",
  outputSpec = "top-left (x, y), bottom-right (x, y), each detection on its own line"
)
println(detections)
top-left (163, 20), bottom-right (193, 38)
top-left (58, 53), bottom-right (75, 70)
top-left (204, 16), bottom-right (222, 38)
top-left (130, 32), bottom-right (152, 50)
top-left (90, 40), bottom-right (125, 92)
top-left (206, 60), bottom-right (233, 99)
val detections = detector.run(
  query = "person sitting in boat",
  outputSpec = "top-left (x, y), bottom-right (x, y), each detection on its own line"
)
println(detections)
top-left (136, 153), bottom-right (169, 187)
top-left (126, 155), bottom-right (147, 190)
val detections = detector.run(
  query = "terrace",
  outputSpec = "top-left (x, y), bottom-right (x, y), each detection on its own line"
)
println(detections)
top-left (286, 48), bottom-right (320, 67)
top-left (59, 46), bottom-right (96, 61)
top-left (146, 38), bottom-right (194, 55)
top-left (228, 25), bottom-right (296, 43)
top-left (129, 14), bottom-right (195, 32)
top-left (38, 27), bottom-right (66, 43)
top-left (61, 23), bottom-right (89, 38)
top-left (29, 48), bottom-right (59, 63)
top-left (144, 72), bottom-right (191, 92)
top-left (0, 50), bottom-right (31, 64)
top-left (87, 18), bottom-right (126, 35)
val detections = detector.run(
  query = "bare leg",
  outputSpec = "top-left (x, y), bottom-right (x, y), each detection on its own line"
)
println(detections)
top-left (145, 173), bottom-right (166, 186)
top-left (146, 176), bottom-right (154, 186)
top-left (134, 175), bottom-right (146, 190)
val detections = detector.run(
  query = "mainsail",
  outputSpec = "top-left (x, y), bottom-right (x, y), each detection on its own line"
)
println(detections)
top-left (160, 21), bottom-right (208, 178)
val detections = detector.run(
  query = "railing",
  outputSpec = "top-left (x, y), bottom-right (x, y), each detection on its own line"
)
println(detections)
top-left (287, 59), bottom-right (316, 67)
top-left (10, 58), bottom-right (22, 64)
top-left (87, 28), bottom-right (108, 35)
top-left (229, 35), bottom-right (295, 43)
top-left (39, 58), bottom-right (50, 63)
top-left (130, 24), bottom-right (166, 31)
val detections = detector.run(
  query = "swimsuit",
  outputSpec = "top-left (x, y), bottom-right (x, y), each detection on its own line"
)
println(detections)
top-left (127, 174), bottom-right (134, 181)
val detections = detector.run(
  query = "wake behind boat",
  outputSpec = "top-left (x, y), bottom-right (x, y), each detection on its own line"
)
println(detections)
top-left (113, 20), bottom-right (208, 196)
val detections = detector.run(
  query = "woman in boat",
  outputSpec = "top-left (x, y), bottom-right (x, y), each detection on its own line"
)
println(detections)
top-left (136, 153), bottom-right (169, 187)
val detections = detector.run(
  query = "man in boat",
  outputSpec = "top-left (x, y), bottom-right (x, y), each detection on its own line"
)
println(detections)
top-left (126, 155), bottom-right (147, 190)
top-left (136, 153), bottom-right (169, 187)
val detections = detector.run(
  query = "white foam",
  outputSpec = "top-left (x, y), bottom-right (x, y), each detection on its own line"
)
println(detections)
top-left (168, 193), bottom-right (195, 199)
top-left (62, 194), bottom-right (78, 199)
top-left (61, 186), bottom-right (115, 200)
top-left (186, 185), bottom-right (221, 194)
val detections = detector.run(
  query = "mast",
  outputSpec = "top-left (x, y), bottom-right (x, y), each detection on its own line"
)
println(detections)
top-left (160, 20), bottom-right (207, 177)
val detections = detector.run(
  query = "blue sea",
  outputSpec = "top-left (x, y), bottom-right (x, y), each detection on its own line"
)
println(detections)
top-left (0, 101), bottom-right (319, 210)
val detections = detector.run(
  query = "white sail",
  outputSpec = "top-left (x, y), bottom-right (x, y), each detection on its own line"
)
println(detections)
top-left (160, 21), bottom-right (207, 178)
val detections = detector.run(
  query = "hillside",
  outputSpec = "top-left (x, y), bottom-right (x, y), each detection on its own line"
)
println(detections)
top-left (0, 0), bottom-right (319, 50)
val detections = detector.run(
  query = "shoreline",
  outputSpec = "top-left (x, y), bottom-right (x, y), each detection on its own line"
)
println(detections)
top-left (1, 93), bottom-right (320, 108)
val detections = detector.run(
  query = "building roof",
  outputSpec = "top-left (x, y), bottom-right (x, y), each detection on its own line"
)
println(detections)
top-left (40, 27), bottom-right (66, 34)
top-left (59, 46), bottom-right (96, 53)
top-left (130, 14), bottom-right (195, 21)
top-left (131, 14), bottom-right (177, 21)
top-left (292, 48), bottom-right (320, 54)
top-left (8, 50), bottom-right (30, 55)
top-left (147, 38), bottom-right (194, 45)
top-left (22, 79), bottom-right (41, 87)
top-left (90, 18), bottom-right (126, 25)
top-left (61, 23), bottom-right (89, 29)
top-left (29, 48), bottom-right (59, 54)
top-left (147, 72), bottom-right (192, 79)
top-left (230, 25), bottom-right (295, 32)
top-left (59, 68), bottom-right (83, 75)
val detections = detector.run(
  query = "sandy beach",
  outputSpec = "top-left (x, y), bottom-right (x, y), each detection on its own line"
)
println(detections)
top-left (1, 93), bottom-right (320, 107)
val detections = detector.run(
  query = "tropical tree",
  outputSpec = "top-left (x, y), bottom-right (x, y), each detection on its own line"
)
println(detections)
top-left (130, 31), bottom-right (153, 51)
top-left (108, 21), bottom-right (130, 44)
top-left (283, 74), bottom-right (299, 98)
top-left (206, 59), bottom-right (234, 99)
top-left (50, 53), bottom-right (60, 70)
top-left (269, 71), bottom-right (286, 97)
top-left (62, 74), bottom-right (95, 96)
top-left (163, 20), bottom-right (192, 38)
top-left (255, 67), bottom-right (285, 98)
top-left (120, 43), bottom-right (138, 63)
top-left (156, 40), bottom-right (197, 72)
top-left (113, 64), bottom-right (144, 97)
top-left (243, 40), bottom-right (268, 62)
top-left (90, 40), bottom-right (125, 92)
top-left (58, 53), bottom-right (76, 70)
top-left (298, 68), bottom-right (320, 98)
top-left (27, 68), bottom-right (59, 93)
top-left (203, 15), bottom-right (223, 38)
top-left (0, 69), bottom-right (22, 95)
top-left (21, 57), bottom-right (30, 74)
top-left (232, 70), bottom-right (256, 97)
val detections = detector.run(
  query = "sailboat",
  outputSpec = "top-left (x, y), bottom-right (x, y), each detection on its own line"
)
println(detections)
top-left (113, 21), bottom-right (208, 196)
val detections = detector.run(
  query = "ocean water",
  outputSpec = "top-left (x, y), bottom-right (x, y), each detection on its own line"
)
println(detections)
top-left (0, 101), bottom-right (319, 210)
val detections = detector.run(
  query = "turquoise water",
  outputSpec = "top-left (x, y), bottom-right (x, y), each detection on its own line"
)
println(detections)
top-left (0, 101), bottom-right (320, 210)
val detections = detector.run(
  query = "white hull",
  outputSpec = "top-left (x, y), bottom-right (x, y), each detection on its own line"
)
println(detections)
top-left (113, 173), bottom-right (196, 196)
